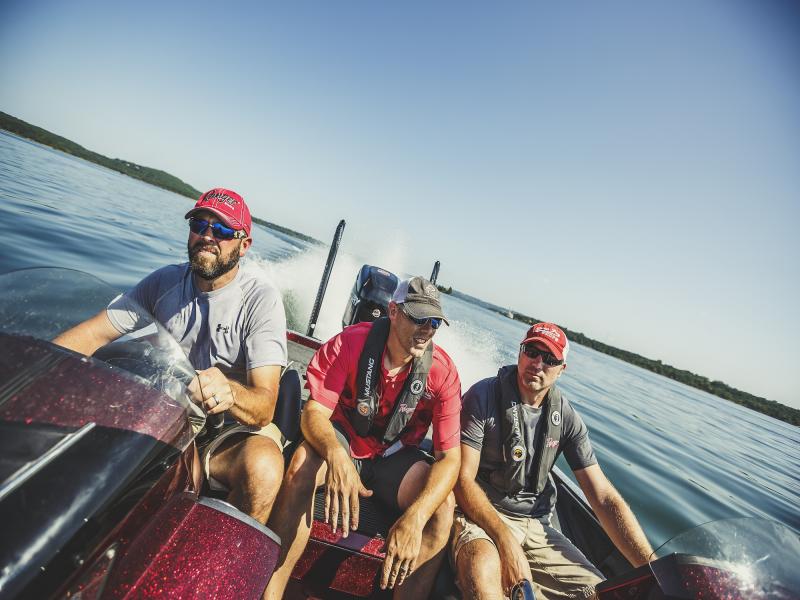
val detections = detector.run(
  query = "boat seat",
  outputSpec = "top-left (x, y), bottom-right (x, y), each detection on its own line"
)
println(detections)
top-left (273, 368), bottom-right (302, 445)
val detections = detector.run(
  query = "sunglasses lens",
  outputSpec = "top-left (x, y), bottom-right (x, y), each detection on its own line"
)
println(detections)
top-left (189, 218), bottom-right (209, 234)
top-left (522, 344), bottom-right (561, 366)
top-left (402, 307), bottom-right (441, 329)
top-left (189, 218), bottom-right (237, 240)
top-left (210, 222), bottom-right (236, 240)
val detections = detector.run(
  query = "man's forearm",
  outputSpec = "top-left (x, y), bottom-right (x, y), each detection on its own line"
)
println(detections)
top-left (301, 407), bottom-right (347, 461)
top-left (403, 450), bottom-right (460, 523)
top-left (52, 310), bottom-right (121, 356)
top-left (591, 492), bottom-right (653, 567)
top-left (454, 476), bottom-right (513, 543)
top-left (226, 380), bottom-right (276, 426)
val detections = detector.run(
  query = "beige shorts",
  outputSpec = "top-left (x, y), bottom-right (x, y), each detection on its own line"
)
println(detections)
top-left (450, 510), bottom-right (603, 600)
top-left (202, 422), bottom-right (284, 492)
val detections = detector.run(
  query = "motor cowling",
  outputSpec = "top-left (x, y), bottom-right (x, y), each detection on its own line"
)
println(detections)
top-left (342, 265), bottom-right (399, 328)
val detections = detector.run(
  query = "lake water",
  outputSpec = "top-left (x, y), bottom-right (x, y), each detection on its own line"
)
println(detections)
top-left (1, 130), bottom-right (798, 548)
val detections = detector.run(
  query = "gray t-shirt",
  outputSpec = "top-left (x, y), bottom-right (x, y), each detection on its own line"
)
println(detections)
top-left (107, 262), bottom-right (287, 384)
top-left (461, 366), bottom-right (596, 518)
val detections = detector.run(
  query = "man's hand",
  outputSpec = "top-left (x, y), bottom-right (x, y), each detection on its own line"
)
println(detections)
top-left (324, 447), bottom-right (373, 537)
top-left (380, 511), bottom-right (424, 590)
top-left (497, 530), bottom-right (532, 595)
top-left (188, 367), bottom-right (234, 415)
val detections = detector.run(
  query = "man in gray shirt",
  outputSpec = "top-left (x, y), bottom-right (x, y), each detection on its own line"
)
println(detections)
top-left (452, 323), bottom-right (652, 600)
top-left (54, 188), bottom-right (287, 524)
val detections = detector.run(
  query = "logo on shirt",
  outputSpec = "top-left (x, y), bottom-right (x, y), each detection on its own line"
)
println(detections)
top-left (398, 403), bottom-right (416, 414)
top-left (371, 308), bottom-right (381, 318)
top-left (216, 324), bottom-right (230, 334)
top-left (410, 379), bottom-right (424, 395)
top-left (545, 437), bottom-right (559, 449)
top-left (511, 444), bottom-right (526, 462)
top-left (551, 411), bottom-right (561, 426)
top-left (357, 401), bottom-right (371, 417)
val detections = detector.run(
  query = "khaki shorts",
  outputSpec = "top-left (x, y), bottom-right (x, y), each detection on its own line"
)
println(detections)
top-left (202, 423), bottom-right (284, 492)
top-left (450, 510), bottom-right (603, 600)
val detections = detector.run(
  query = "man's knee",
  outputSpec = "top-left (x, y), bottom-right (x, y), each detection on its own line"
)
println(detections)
top-left (238, 438), bottom-right (283, 484)
top-left (456, 539), bottom-right (502, 597)
top-left (283, 443), bottom-right (325, 493)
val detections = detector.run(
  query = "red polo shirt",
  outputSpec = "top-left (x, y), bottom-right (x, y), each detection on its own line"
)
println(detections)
top-left (305, 321), bottom-right (462, 459)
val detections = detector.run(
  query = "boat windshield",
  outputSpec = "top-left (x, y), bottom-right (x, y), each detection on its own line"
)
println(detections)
top-left (0, 267), bottom-right (205, 450)
top-left (649, 517), bottom-right (800, 599)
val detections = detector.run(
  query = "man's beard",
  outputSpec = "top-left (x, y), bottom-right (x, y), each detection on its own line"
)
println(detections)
top-left (188, 241), bottom-right (241, 280)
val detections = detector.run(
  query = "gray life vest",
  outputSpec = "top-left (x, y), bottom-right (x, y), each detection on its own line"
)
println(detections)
top-left (485, 366), bottom-right (563, 497)
top-left (350, 317), bottom-right (433, 444)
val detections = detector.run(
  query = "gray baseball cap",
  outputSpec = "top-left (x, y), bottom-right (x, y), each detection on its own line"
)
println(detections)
top-left (391, 276), bottom-right (449, 325)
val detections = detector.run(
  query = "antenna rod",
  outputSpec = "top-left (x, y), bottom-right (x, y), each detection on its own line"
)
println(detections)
top-left (307, 219), bottom-right (346, 337)
top-left (430, 260), bottom-right (441, 285)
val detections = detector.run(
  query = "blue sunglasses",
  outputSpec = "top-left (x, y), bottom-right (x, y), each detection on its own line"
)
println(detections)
top-left (188, 217), bottom-right (246, 240)
top-left (400, 305), bottom-right (442, 329)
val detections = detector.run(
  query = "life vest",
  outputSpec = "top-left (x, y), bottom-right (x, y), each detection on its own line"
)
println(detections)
top-left (349, 317), bottom-right (433, 444)
top-left (484, 366), bottom-right (563, 497)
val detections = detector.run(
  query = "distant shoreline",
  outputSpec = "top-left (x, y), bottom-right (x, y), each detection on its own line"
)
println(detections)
top-left (3, 111), bottom-right (796, 426)
top-left (438, 286), bottom-right (799, 426)
top-left (0, 112), bottom-right (322, 246)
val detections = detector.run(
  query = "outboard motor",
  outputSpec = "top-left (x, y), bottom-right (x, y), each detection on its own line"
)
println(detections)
top-left (342, 265), bottom-right (399, 328)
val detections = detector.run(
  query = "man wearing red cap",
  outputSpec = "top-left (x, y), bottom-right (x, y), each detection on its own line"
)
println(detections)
top-left (451, 323), bottom-right (652, 600)
top-left (54, 188), bottom-right (288, 524)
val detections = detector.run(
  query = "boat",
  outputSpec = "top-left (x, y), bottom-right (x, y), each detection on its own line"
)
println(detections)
top-left (1, 224), bottom-right (797, 599)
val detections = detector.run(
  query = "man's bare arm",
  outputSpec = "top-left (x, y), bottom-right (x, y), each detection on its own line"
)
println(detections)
top-left (454, 443), bottom-right (532, 591)
top-left (192, 364), bottom-right (281, 427)
top-left (301, 399), bottom-right (371, 536)
top-left (380, 444), bottom-right (461, 588)
top-left (574, 464), bottom-right (653, 567)
top-left (52, 310), bottom-right (123, 356)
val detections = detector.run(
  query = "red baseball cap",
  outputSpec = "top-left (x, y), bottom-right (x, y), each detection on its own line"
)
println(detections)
top-left (521, 322), bottom-right (570, 361)
top-left (185, 188), bottom-right (252, 236)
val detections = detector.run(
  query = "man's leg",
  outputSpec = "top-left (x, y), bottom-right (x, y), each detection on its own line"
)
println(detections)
top-left (450, 510), bottom-right (522, 600)
top-left (392, 460), bottom-right (456, 600)
top-left (262, 441), bottom-right (327, 600)
top-left (523, 517), bottom-right (604, 600)
top-left (454, 538), bottom-right (503, 600)
top-left (208, 430), bottom-right (284, 523)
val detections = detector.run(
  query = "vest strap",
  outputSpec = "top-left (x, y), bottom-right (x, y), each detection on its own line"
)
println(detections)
top-left (350, 318), bottom-right (433, 445)
top-left (483, 366), bottom-right (563, 497)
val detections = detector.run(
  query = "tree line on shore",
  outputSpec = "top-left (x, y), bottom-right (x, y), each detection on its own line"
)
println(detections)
top-left (3, 111), bottom-right (796, 426)
top-left (497, 305), bottom-right (799, 426)
top-left (1, 112), bottom-right (320, 245)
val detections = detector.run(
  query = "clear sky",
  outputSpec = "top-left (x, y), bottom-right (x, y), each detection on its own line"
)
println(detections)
top-left (2, 1), bottom-right (799, 408)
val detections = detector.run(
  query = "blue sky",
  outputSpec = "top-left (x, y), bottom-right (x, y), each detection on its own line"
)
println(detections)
top-left (2, 1), bottom-right (799, 408)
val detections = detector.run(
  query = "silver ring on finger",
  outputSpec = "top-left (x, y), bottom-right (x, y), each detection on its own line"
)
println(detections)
top-left (211, 395), bottom-right (219, 407)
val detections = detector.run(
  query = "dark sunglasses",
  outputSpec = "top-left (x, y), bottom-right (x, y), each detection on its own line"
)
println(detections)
top-left (520, 343), bottom-right (563, 367)
top-left (188, 217), bottom-right (246, 240)
top-left (400, 306), bottom-right (442, 330)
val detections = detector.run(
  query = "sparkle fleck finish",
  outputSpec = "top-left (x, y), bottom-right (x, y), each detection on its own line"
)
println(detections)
top-left (0, 335), bottom-right (192, 446)
top-left (289, 522), bottom-right (389, 598)
top-left (102, 492), bottom-right (279, 598)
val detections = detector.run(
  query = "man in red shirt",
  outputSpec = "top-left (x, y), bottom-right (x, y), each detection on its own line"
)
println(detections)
top-left (264, 277), bottom-right (462, 599)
